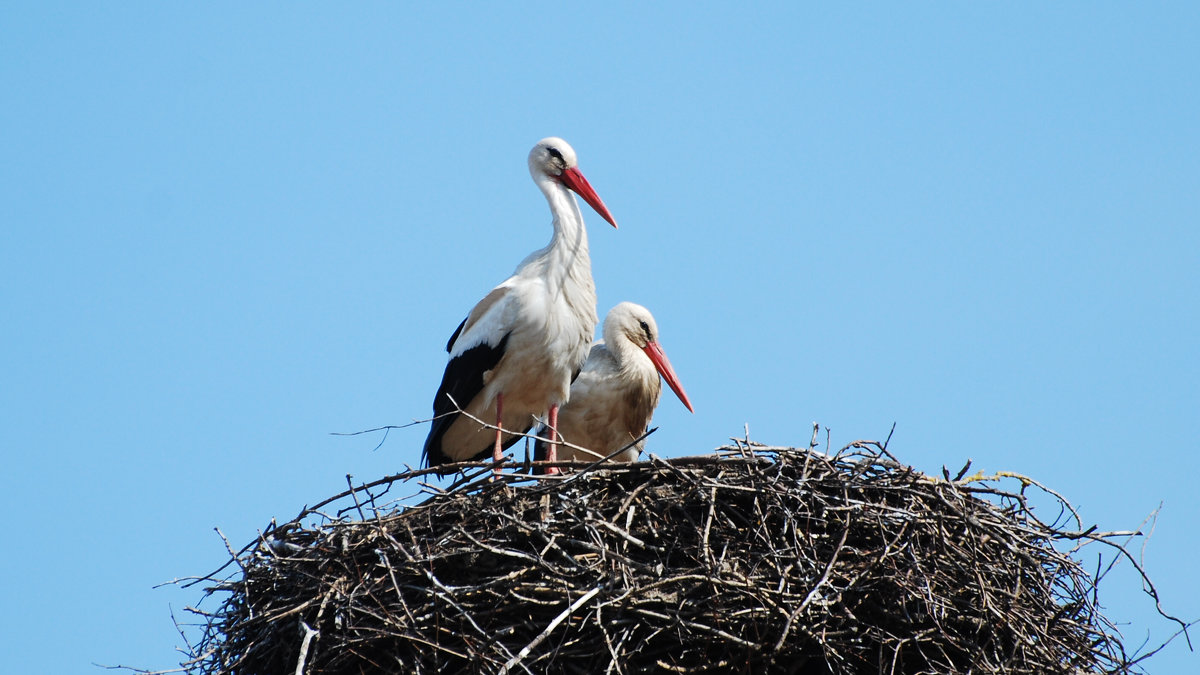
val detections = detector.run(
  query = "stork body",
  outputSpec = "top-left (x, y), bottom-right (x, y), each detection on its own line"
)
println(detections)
top-left (539, 302), bottom-right (694, 466)
top-left (422, 138), bottom-right (617, 474)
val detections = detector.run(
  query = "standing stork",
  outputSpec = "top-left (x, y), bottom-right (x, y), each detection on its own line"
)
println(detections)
top-left (537, 302), bottom-right (694, 468)
top-left (422, 137), bottom-right (617, 475)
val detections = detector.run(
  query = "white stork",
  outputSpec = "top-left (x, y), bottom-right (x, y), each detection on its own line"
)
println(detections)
top-left (422, 137), bottom-right (617, 475)
top-left (537, 302), bottom-right (694, 467)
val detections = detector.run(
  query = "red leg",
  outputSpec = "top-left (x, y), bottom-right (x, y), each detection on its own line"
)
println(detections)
top-left (545, 403), bottom-right (559, 476)
top-left (492, 392), bottom-right (504, 477)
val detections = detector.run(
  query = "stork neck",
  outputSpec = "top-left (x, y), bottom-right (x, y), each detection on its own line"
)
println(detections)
top-left (540, 178), bottom-right (591, 271)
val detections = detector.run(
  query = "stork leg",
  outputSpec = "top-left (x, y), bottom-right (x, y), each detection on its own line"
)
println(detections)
top-left (545, 403), bottom-right (560, 476)
top-left (492, 393), bottom-right (504, 477)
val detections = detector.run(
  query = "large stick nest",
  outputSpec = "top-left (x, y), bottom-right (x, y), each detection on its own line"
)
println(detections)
top-left (178, 440), bottom-right (1179, 674)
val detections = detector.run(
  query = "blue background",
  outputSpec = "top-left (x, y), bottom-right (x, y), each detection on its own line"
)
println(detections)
top-left (2, 3), bottom-right (1196, 672)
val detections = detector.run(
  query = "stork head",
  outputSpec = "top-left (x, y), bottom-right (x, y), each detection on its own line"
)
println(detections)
top-left (529, 137), bottom-right (618, 228)
top-left (606, 302), bottom-right (694, 413)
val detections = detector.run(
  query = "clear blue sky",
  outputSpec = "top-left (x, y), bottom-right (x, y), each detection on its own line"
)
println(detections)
top-left (2, 3), bottom-right (1196, 673)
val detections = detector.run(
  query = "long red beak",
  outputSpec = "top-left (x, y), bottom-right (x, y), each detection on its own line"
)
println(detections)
top-left (558, 166), bottom-right (618, 228)
top-left (642, 341), bottom-right (695, 413)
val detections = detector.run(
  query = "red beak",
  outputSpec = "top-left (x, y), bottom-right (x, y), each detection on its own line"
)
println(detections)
top-left (558, 166), bottom-right (618, 228)
top-left (642, 341), bottom-right (695, 413)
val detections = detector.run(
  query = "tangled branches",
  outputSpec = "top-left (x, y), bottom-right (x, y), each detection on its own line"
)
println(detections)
top-left (174, 440), bottom-right (1184, 674)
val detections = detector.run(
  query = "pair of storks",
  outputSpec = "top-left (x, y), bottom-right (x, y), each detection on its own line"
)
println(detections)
top-left (421, 138), bottom-right (693, 475)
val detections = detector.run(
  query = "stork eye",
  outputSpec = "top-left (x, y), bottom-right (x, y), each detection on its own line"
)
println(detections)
top-left (639, 320), bottom-right (651, 340)
top-left (547, 147), bottom-right (564, 161)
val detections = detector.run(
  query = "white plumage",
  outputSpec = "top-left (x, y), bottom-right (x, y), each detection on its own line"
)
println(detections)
top-left (542, 302), bottom-right (694, 465)
top-left (423, 138), bottom-right (617, 473)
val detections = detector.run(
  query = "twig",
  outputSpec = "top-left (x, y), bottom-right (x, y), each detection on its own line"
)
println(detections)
top-left (499, 585), bottom-right (603, 675)
top-left (294, 621), bottom-right (319, 675)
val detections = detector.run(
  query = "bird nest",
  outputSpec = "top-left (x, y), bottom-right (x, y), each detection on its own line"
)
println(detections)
top-left (173, 438), bottom-right (1185, 674)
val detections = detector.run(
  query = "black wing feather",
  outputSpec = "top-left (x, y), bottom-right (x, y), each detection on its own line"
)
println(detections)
top-left (423, 332), bottom-right (527, 471)
top-left (445, 316), bottom-right (468, 353)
